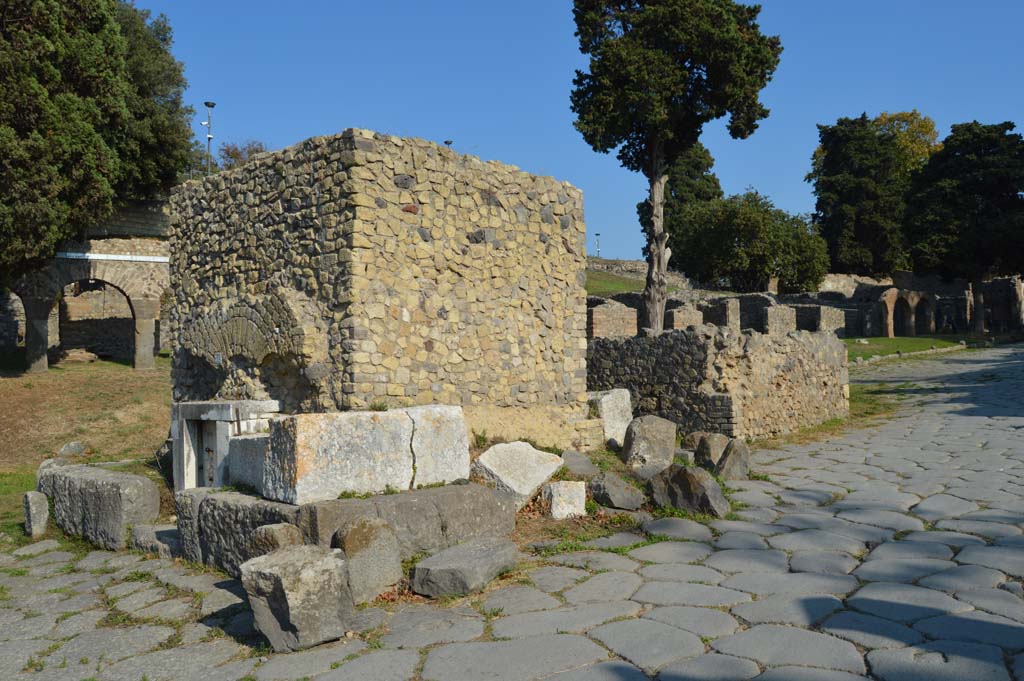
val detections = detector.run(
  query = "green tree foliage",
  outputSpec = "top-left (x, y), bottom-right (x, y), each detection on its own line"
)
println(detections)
top-left (905, 121), bottom-right (1024, 331)
top-left (807, 114), bottom-right (911, 277)
top-left (219, 139), bottom-right (268, 171)
top-left (571, 0), bottom-right (781, 331)
top-left (874, 110), bottom-right (942, 178)
top-left (671, 191), bottom-right (829, 293)
top-left (0, 0), bottom-right (193, 284)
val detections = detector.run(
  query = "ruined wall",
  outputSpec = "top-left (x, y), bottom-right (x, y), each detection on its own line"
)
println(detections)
top-left (169, 129), bottom-right (590, 443)
top-left (588, 326), bottom-right (848, 439)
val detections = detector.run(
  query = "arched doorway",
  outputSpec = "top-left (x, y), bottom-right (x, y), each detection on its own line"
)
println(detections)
top-left (57, 279), bottom-right (137, 364)
top-left (915, 298), bottom-right (935, 336)
top-left (894, 297), bottom-right (914, 336)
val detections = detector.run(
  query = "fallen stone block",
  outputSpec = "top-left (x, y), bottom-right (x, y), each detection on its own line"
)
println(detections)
top-left (587, 389), bottom-right (633, 449)
top-left (224, 433), bottom-right (268, 495)
top-left (174, 487), bottom-right (217, 564)
top-left (411, 538), bottom-right (520, 597)
top-left (23, 491), bottom-right (48, 538)
top-left (240, 546), bottom-right (354, 652)
top-left (196, 492), bottom-right (300, 577)
top-left (695, 433), bottom-right (730, 469)
top-left (561, 450), bottom-right (599, 478)
top-left (588, 472), bottom-right (646, 511)
top-left (412, 483), bottom-right (517, 552)
top-left (37, 463), bottom-right (159, 550)
top-left (621, 416), bottom-right (676, 479)
top-left (334, 518), bottom-right (402, 604)
top-left (648, 465), bottom-right (730, 518)
top-left (58, 441), bottom-right (86, 457)
top-left (681, 432), bottom-right (709, 450)
top-left (471, 442), bottom-right (563, 509)
top-left (543, 482), bottom-right (586, 519)
top-left (715, 439), bottom-right (751, 481)
top-left (130, 524), bottom-right (182, 559)
top-left (250, 523), bottom-right (303, 557)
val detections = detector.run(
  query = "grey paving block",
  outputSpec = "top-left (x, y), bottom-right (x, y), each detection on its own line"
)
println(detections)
top-left (420, 634), bottom-right (607, 681)
top-left (583, 531), bottom-right (647, 549)
top-left (901, 530), bottom-right (986, 547)
top-left (547, 551), bottom-right (640, 572)
top-left (956, 545), bottom-right (1024, 578)
top-left (731, 593), bottom-right (843, 625)
top-left (865, 541), bottom-right (953, 562)
top-left (721, 572), bottom-right (858, 596)
top-left (548, 660), bottom-right (648, 680)
top-left (918, 564), bottom-right (1006, 592)
top-left (483, 586), bottom-right (560, 615)
top-left (491, 600), bottom-right (642, 638)
top-left (790, 551), bottom-right (859, 575)
top-left (640, 563), bottom-right (725, 584)
top-left (563, 570), bottom-right (642, 603)
top-left (848, 582), bottom-right (973, 622)
top-left (767, 529), bottom-right (865, 554)
top-left (589, 618), bottom-right (704, 673)
top-left (253, 638), bottom-right (367, 680)
top-left (656, 653), bottom-right (760, 681)
top-left (633, 581), bottom-right (752, 607)
top-left (628, 541), bottom-right (712, 564)
top-left (852, 558), bottom-right (956, 583)
top-left (643, 517), bottom-right (714, 542)
top-left (836, 509), bottom-right (924, 531)
top-left (43, 624), bottom-right (176, 670)
top-left (90, 638), bottom-right (248, 681)
top-left (715, 532), bottom-right (768, 549)
top-left (914, 609), bottom-right (1024, 650)
top-left (381, 605), bottom-right (483, 648)
top-left (754, 668), bottom-right (869, 681)
top-left (526, 566), bottom-right (588, 593)
top-left (711, 624), bottom-right (864, 674)
top-left (643, 605), bottom-right (740, 638)
top-left (821, 610), bottom-right (925, 649)
top-left (867, 640), bottom-right (1011, 681)
top-left (704, 549), bottom-right (788, 573)
top-left (411, 538), bottom-right (520, 597)
top-left (954, 587), bottom-right (1024, 623)
top-left (937, 519), bottom-right (1023, 538)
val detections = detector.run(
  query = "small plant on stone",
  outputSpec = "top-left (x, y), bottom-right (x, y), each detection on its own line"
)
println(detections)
top-left (471, 429), bottom-right (489, 449)
top-left (748, 471), bottom-right (771, 482)
top-left (369, 400), bottom-right (389, 412)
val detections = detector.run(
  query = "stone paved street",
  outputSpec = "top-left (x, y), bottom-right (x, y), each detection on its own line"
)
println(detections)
top-left (2, 346), bottom-right (1024, 680)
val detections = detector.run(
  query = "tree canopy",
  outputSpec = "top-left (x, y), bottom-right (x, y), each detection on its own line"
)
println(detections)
top-left (0, 0), bottom-right (193, 284)
top-left (669, 191), bottom-right (829, 293)
top-left (571, 0), bottom-right (781, 331)
top-left (219, 139), bottom-right (268, 171)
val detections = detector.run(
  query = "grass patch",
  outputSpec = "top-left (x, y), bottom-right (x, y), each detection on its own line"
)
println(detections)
top-left (844, 335), bottom-right (964, 361)
top-left (585, 270), bottom-right (646, 297)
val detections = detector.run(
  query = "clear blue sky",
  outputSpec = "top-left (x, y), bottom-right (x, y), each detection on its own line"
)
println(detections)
top-left (146, 0), bottom-right (1024, 261)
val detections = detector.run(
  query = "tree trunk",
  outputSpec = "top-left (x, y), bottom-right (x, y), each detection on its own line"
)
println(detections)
top-left (971, 280), bottom-right (986, 335)
top-left (641, 170), bottom-right (670, 333)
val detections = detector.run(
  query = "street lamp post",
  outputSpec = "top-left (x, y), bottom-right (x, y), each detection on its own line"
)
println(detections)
top-left (200, 101), bottom-right (216, 175)
top-left (595, 232), bottom-right (601, 258)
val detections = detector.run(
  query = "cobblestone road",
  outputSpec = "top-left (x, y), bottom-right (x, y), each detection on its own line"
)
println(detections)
top-left (2, 346), bottom-right (1023, 680)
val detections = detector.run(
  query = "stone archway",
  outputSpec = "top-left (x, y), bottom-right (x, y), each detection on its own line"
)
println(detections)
top-left (914, 296), bottom-right (936, 336)
top-left (894, 297), bottom-right (914, 336)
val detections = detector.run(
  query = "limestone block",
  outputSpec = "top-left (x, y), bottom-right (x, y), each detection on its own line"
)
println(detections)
top-left (588, 472), bottom-right (646, 511)
top-left (130, 524), bottom-right (181, 559)
top-left (196, 492), bottom-right (300, 577)
top-left (695, 433), bottom-right (730, 469)
top-left (23, 491), bottom-right (48, 538)
top-left (406, 405), bottom-right (470, 487)
top-left (471, 442), bottom-right (563, 509)
top-left (240, 546), bottom-right (355, 652)
top-left (225, 434), bottom-right (268, 494)
top-left (587, 389), bottom-right (633, 449)
top-left (621, 416), bottom-right (677, 480)
top-left (542, 482), bottom-right (586, 520)
top-left (174, 487), bottom-right (217, 564)
top-left (37, 463), bottom-right (158, 550)
top-left (335, 518), bottom-right (402, 604)
top-left (265, 411), bottom-right (415, 504)
top-left (715, 439), bottom-right (751, 481)
top-left (411, 538), bottom-right (520, 598)
top-left (648, 465), bottom-right (730, 518)
top-left (250, 523), bottom-right (303, 557)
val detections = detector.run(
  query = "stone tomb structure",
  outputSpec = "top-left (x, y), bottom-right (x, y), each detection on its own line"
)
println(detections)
top-left (167, 128), bottom-right (598, 501)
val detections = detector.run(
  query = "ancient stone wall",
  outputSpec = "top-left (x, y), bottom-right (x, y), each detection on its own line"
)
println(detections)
top-left (169, 129), bottom-right (591, 445)
top-left (588, 326), bottom-right (848, 439)
top-left (587, 299), bottom-right (637, 338)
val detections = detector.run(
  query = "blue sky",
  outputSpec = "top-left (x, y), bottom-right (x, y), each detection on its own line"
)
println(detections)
top-left (146, 0), bottom-right (1024, 260)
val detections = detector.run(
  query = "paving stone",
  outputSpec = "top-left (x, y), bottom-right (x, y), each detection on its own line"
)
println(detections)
top-left (955, 587), bottom-right (1024, 622)
top-left (711, 624), bottom-right (865, 674)
top-left (420, 634), bottom-right (608, 681)
top-left (643, 605), bottom-right (740, 638)
top-left (564, 570), bottom-right (642, 603)
top-left (0, 639), bottom-right (60, 679)
top-left (640, 563), bottom-right (725, 584)
top-left (113, 586), bottom-right (167, 613)
top-left (704, 549), bottom-right (788, 573)
top-left (655, 652), bottom-right (760, 681)
top-left (914, 609), bottom-right (1024, 649)
top-left (0, 612), bottom-right (58, 641)
top-left (731, 593), bottom-right (843, 625)
top-left (134, 598), bottom-right (194, 621)
top-left (91, 639), bottom-right (248, 681)
top-left (50, 609), bottom-right (107, 638)
top-left (767, 529), bottom-right (865, 554)
top-left (848, 582), bottom-right (973, 622)
top-left (526, 566), bottom-right (588, 592)
top-left (868, 640), bottom-right (1011, 681)
top-left (643, 517), bottom-right (714, 542)
top-left (19, 549), bottom-right (74, 566)
top-left (901, 530), bottom-right (986, 547)
top-left (852, 558), bottom-right (957, 582)
top-left (381, 605), bottom-right (483, 648)
top-left (315, 649), bottom-right (419, 681)
top-left (918, 564), bottom-right (1006, 592)
top-left (910, 494), bottom-right (979, 521)
top-left (44, 624), bottom-right (176, 669)
top-left (632, 581), bottom-right (752, 607)
top-left (714, 532), bottom-right (768, 549)
top-left (411, 538), bottom-right (520, 597)
top-left (252, 638), bottom-right (368, 680)
top-left (836, 509), bottom-right (924, 531)
top-left (956, 545), bottom-right (1024, 578)
top-left (589, 618), bottom-right (704, 673)
top-left (755, 668), bottom-right (869, 681)
top-left (709, 520), bottom-right (784, 536)
top-left (13, 539), bottom-right (60, 556)
top-left (937, 519), bottom-right (1023, 538)
top-left (548, 660), bottom-right (648, 681)
top-left (821, 610), bottom-right (925, 649)
top-left (721, 572), bottom-right (859, 596)
top-left (547, 551), bottom-right (640, 572)
top-left (628, 541), bottom-right (712, 564)
top-left (790, 551), bottom-right (859, 575)
top-left (483, 585), bottom-right (560, 615)
top-left (865, 541), bottom-right (954, 562)
top-left (491, 601), bottom-right (642, 638)
top-left (583, 531), bottom-right (646, 549)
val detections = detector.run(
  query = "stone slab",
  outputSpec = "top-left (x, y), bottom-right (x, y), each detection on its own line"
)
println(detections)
top-left (472, 442), bottom-right (563, 509)
top-left (411, 538), bottom-right (519, 597)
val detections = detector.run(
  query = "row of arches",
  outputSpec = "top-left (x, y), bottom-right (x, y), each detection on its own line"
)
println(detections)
top-left (880, 289), bottom-right (937, 337)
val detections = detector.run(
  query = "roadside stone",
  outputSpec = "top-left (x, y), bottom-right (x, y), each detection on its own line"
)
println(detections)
top-left (490, 601), bottom-right (642, 638)
top-left (695, 433), bottom-right (730, 468)
top-left (130, 524), bottom-right (182, 558)
top-left (643, 605), bottom-right (739, 638)
top-left (335, 517), bottom-right (402, 604)
top-left (868, 640), bottom-right (1011, 681)
top-left (174, 487), bottom-right (216, 564)
top-left (561, 450), bottom-right (599, 478)
top-left (420, 635), bottom-right (607, 681)
top-left (656, 653), bottom-right (760, 681)
top-left (564, 571), bottom-right (642, 603)
top-left (588, 388), bottom-right (633, 448)
top-left (240, 545), bottom-right (354, 652)
top-left (621, 415), bottom-right (677, 479)
top-left (411, 537), bottom-right (519, 597)
top-left (249, 522), bottom-right (302, 557)
top-left (715, 439), bottom-right (750, 480)
top-left (472, 441), bottom-right (563, 509)
top-left (848, 582), bottom-right (972, 622)
top-left (542, 481), bottom-right (586, 519)
top-left (196, 491), bottom-right (300, 577)
top-left (59, 441), bottom-right (86, 457)
top-left (589, 618), bottom-right (704, 673)
top-left (648, 465), bottom-right (730, 517)
top-left (588, 472), bottom-right (645, 511)
top-left (732, 593), bottom-right (844, 625)
top-left (642, 516), bottom-right (714, 542)
top-left (23, 491), bottom-right (48, 538)
top-left (483, 585), bottom-right (560, 615)
top-left (711, 624), bottom-right (865, 674)
top-left (821, 610), bottom-right (925, 649)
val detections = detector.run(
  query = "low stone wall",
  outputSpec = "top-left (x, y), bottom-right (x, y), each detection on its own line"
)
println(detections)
top-left (587, 325), bottom-right (848, 439)
top-left (587, 299), bottom-right (637, 339)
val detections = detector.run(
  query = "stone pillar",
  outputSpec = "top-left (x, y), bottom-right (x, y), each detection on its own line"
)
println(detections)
top-left (132, 298), bottom-right (159, 370)
top-left (22, 298), bottom-right (52, 373)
